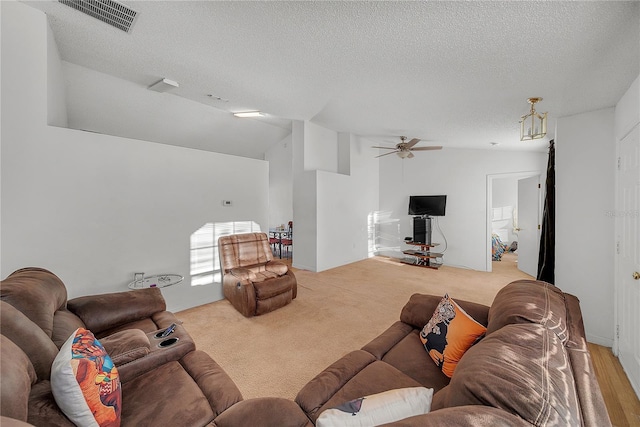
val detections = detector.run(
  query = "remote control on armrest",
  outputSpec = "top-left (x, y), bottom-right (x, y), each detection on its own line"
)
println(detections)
top-left (159, 323), bottom-right (177, 338)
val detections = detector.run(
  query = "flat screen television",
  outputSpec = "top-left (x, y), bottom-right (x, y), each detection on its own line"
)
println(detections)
top-left (408, 195), bottom-right (447, 216)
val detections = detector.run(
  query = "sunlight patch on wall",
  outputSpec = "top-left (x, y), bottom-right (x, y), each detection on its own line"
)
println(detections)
top-left (369, 211), bottom-right (401, 257)
top-left (190, 221), bottom-right (261, 286)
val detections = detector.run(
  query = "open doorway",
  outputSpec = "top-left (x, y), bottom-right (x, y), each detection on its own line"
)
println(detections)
top-left (486, 171), bottom-right (542, 273)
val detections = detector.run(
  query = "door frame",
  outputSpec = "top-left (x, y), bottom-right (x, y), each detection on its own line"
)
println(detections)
top-left (486, 171), bottom-right (543, 272)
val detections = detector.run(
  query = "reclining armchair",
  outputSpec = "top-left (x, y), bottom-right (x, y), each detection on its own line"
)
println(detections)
top-left (219, 233), bottom-right (297, 317)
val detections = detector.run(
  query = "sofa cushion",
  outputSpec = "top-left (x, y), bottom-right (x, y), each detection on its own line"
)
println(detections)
top-left (295, 350), bottom-right (424, 423)
top-left (369, 405), bottom-right (532, 426)
top-left (1, 335), bottom-right (37, 422)
top-left (419, 294), bottom-right (486, 378)
top-left (121, 351), bottom-right (243, 427)
top-left (67, 288), bottom-right (167, 335)
top-left (442, 323), bottom-right (581, 426)
top-left (316, 387), bottom-right (433, 427)
top-left (487, 279), bottom-right (569, 344)
top-left (0, 301), bottom-right (59, 380)
top-left (400, 293), bottom-right (489, 331)
top-left (99, 329), bottom-right (151, 366)
top-left (252, 270), bottom-right (280, 283)
top-left (378, 330), bottom-right (451, 393)
top-left (219, 233), bottom-right (273, 271)
top-left (51, 328), bottom-right (121, 427)
top-left (1, 267), bottom-right (68, 338)
top-left (254, 277), bottom-right (293, 299)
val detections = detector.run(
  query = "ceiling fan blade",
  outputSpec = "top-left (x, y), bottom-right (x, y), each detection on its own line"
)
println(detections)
top-left (371, 146), bottom-right (397, 149)
top-left (405, 138), bottom-right (421, 149)
top-left (410, 146), bottom-right (443, 151)
top-left (375, 150), bottom-right (399, 158)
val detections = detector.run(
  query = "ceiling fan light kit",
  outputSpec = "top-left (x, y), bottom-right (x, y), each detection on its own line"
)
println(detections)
top-left (372, 136), bottom-right (442, 159)
top-left (520, 97), bottom-right (547, 141)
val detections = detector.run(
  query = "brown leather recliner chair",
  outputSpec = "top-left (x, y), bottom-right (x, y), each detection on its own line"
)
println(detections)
top-left (219, 232), bottom-right (297, 317)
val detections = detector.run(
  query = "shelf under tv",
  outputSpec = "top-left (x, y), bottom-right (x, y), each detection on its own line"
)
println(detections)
top-left (401, 241), bottom-right (443, 269)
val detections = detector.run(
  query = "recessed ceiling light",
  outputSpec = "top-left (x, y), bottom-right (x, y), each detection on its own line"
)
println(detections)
top-left (233, 111), bottom-right (264, 118)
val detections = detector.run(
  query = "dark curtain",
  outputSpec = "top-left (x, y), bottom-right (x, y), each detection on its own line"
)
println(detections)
top-left (537, 140), bottom-right (555, 284)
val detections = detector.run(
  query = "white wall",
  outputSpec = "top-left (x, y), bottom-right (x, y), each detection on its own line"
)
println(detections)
top-left (1, 2), bottom-right (269, 312)
top-left (316, 134), bottom-right (379, 271)
top-left (556, 107), bottom-right (616, 346)
top-left (265, 134), bottom-right (293, 228)
top-left (46, 18), bottom-right (67, 127)
top-left (292, 122), bottom-right (379, 271)
top-left (304, 121), bottom-right (338, 173)
top-left (378, 148), bottom-right (546, 271)
top-left (292, 121), bottom-right (316, 270)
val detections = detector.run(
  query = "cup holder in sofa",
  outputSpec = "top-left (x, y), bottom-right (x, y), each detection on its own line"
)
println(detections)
top-left (154, 330), bottom-right (173, 339)
top-left (158, 337), bottom-right (179, 348)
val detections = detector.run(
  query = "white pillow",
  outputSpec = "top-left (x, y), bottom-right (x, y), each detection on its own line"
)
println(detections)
top-left (316, 387), bottom-right (433, 427)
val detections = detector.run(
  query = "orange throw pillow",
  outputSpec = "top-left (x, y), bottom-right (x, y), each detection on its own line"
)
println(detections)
top-left (420, 294), bottom-right (486, 377)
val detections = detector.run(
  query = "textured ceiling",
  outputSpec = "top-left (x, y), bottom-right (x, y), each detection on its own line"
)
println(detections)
top-left (25, 1), bottom-right (640, 158)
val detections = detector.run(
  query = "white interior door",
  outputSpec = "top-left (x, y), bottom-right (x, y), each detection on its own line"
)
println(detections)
top-left (517, 175), bottom-right (541, 277)
top-left (616, 124), bottom-right (640, 397)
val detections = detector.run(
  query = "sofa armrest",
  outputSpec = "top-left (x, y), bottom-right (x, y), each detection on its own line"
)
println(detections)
top-left (211, 398), bottom-right (312, 427)
top-left (400, 294), bottom-right (489, 330)
top-left (265, 261), bottom-right (288, 276)
top-left (295, 350), bottom-right (377, 419)
top-left (179, 350), bottom-right (243, 417)
top-left (382, 406), bottom-right (531, 426)
top-left (99, 329), bottom-right (150, 365)
top-left (222, 275), bottom-right (257, 317)
top-left (67, 288), bottom-right (166, 335)
top-left (229, 268), bottom-right (257, 282)
top-left (113, 325), bottom-right (195, 383)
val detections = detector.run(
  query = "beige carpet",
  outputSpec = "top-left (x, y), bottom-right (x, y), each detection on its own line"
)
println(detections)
top-left (176, 254), bottom-right (530, 400)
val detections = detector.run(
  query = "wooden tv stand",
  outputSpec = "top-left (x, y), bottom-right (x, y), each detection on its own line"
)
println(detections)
top-left (402, 241), bottom-right (443, 269)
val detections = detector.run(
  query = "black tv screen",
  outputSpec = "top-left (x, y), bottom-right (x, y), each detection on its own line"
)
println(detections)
top-left (408, 195), bottom-right (447, 216)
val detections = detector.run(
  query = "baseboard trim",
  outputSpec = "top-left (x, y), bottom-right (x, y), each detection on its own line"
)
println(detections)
top-left (586, 333), bottom-right (614, 348)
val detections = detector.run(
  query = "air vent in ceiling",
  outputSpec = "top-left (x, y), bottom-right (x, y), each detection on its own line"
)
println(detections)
top-left (59, 0), bottom-right (138, 33)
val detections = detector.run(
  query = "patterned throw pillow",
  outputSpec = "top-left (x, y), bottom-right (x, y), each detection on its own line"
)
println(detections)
top-left (420, 294), bottom-right (487, 378)
top-left (51, 328), bottom-right (122, 427)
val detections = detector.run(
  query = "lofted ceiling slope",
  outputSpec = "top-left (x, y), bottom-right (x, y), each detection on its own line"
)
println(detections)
top-left (24, 0), bottom-right (640, 158)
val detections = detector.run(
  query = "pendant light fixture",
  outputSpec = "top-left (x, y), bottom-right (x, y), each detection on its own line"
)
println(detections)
top-left (520, 97), bottom-right (547, 141)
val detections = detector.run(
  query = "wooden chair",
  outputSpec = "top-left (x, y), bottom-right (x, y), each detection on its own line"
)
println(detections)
top-left (281, 221), bottom-right (293, 259)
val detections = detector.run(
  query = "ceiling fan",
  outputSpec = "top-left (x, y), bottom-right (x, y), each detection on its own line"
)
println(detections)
top-left (372, 136), bottom-right (443, 159)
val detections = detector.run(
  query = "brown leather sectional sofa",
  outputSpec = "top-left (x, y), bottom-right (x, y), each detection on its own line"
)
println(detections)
top-left (0, 268), bottom-right (308, 427)
top-left (1, 268), bottom-right (610, 426)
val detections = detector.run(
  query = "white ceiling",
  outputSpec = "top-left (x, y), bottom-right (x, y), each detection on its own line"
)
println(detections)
top-left (25, 1), bottom-right (640, 159)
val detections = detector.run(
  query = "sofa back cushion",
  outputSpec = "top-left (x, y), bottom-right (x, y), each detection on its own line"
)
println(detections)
top-left (487, 279), bottom-right (569, 344)
top-left (400, 293), bottom-right (489, 331)
top-left (1, 335), bottom-right (37, 422)
top-left (218, 233), bottom-right (273, 272)
top-left (67, 288), bottom-right (166, 335)
top-left (0, 301), bottom-right (59, 380)
top-left (1, 268), bottom-right (69, 338)
top-left (442, 323), bottom-right (581, 426)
